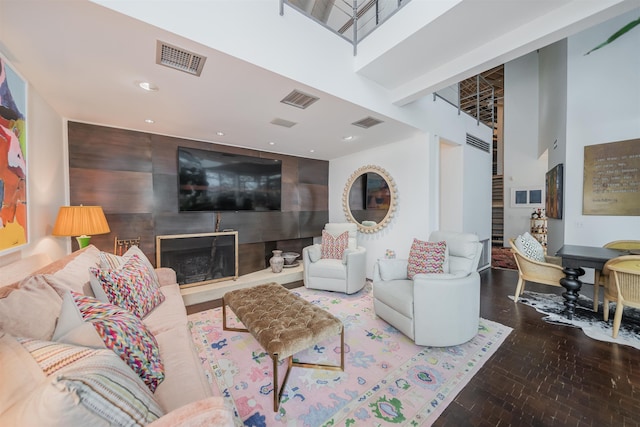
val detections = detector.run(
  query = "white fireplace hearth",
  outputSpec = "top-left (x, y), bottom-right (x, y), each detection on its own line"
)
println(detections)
top-left (155, 230), bottom-right (304, 305)
top-left (180, 264), bottom-right (303, 306)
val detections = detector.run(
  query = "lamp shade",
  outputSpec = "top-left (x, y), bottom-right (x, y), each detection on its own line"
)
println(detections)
top-left (52, 205), bottom-right (111, 237)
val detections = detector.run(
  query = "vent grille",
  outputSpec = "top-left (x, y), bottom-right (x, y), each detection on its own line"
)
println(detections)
top-left (156, 41), bottom-right (206, 76)
top-left (352, 116), bottom-right (383, 129)
top-left (280, 90), bottom-right (319, 109)
top-left (270, 118), bottom-right (297, 128)
top-left (466, 133), bottom-right (490, 153)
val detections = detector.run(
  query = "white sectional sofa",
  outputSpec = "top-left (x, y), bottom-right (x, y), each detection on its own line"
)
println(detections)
top-left (0, 245), bottom-right (233, 426)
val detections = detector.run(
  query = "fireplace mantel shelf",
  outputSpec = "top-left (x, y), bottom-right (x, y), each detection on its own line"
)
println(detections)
top-left (180, 265), bottom-right (303, 307)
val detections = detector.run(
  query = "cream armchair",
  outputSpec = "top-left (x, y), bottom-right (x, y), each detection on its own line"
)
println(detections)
top-left (509, 237), bottom-right (564, 302)
top-left (302, 223), bottom-right (367, 294)
top-left (372, 231), bottom-right (482, 347)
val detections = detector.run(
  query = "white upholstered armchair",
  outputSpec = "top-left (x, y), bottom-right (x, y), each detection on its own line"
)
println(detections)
top-left (372, 231), bottom-right (482, 347)
top-left (302, 223), bottom-right (367, 294)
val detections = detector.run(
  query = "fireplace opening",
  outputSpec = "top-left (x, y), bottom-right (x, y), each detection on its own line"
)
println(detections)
top-left (156, 231), bottom-right (238, 288)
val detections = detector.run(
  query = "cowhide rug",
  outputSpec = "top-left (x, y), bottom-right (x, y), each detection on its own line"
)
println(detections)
top-left (510, 290), bottom-right (640, 350)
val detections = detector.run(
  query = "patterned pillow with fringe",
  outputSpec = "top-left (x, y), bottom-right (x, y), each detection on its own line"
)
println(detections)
top-left (17, 337), bottom-right (163, 425)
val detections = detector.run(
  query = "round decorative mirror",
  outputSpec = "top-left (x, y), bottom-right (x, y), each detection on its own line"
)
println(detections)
top-left (342, 165), bottom-right (397, 233)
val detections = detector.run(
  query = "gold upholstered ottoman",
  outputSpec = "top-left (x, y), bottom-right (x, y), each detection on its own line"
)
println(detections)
top-left (222, 282), bottom-right (344, 411)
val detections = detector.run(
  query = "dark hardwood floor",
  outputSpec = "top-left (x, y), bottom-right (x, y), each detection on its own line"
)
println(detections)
top-left (436, 268), bottom-right (640, 427)
top-left (188, 268), bottom-right (640, 426)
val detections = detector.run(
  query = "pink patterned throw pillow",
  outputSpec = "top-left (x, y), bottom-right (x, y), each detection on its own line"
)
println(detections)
top-left (407, 239), bottom-right (447, 279)
top-left (321, 230), bottom-right (350, 260)
top-left (90, 254), bottom-right (165, 319)
top-left (71, 292), bottom-right (165, 392)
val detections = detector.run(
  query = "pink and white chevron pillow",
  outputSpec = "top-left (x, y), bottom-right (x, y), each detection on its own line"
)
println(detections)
top-left (407, 239), bottom-right (447, 279)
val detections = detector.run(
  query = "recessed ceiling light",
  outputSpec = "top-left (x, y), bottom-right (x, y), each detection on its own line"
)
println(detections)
top-left (310, 149), bottom-right (315, 153)
top-left (342, 136), bottom-right (354, 141)
top-left (269, 141), bottom-right (276, 146)
top-left (138, 81), bottom-right (159, 92)
top-left (216, 131), bottom-right (225, 136)
top-left (144, 119), bottom-right (155, 124)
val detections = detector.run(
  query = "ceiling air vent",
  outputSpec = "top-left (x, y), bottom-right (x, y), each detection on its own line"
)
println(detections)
top-left (270, 118), bottom-right (297, 128)
top-left (466, 133), bottom-right (490, 153)
top-left (280, 90), bottom-right (319, 109)
top-left (156, 41), bottom-right (206, 76)
top-left (352, 116), bottom-right (383, 129)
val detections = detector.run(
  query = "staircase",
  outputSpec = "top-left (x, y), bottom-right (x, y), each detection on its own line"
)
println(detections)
top-left (492, 175), bottom-right (504, 246)
top-left (458, 66), bottom-right (505, 247)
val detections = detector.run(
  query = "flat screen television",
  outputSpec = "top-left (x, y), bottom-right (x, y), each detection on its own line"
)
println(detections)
top-left (178, 147), bottom-right (282, 212)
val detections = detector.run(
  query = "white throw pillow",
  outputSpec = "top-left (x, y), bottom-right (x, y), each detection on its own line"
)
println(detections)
top-left (515, 232), bottom-right (546, 262)
top-left (378, 259), bottom-right (408, 281)
top-left (307, 245), bottom-right (322, 263)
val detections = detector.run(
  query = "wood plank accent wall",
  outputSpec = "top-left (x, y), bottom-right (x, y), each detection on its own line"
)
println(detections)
top-left (67, 122), bottom-right (328, 273)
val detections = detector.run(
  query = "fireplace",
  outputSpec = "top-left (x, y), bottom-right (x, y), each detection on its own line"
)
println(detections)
top-left (156, 231), bottom-right (238, 288)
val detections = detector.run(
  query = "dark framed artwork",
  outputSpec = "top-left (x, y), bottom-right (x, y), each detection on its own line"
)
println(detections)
top-left (510, 187), bottom-right (543, 208)
top-left (0, 56), bottom-right (28, 253)
top-left (546, 164), bottom-right (563, 219)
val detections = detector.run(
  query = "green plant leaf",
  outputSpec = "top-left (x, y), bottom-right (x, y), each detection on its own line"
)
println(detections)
top-left (585, 17), bottom-right (640, 55)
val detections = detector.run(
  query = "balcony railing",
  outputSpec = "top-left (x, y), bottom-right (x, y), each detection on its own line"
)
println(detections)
top-left (434, 74), bottom-right (496, 128)
top-left (280, 0), bottom-right (409, 54)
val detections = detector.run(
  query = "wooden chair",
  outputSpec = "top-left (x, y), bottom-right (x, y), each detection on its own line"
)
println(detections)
top-left (509, 238), bottom-right (565, 302)
top-left (114, 236), bottom-right (141, 256)
top-left (593, 240), bottom-right (640, 311)
top-left (605, 255), bottom-right (640, 338)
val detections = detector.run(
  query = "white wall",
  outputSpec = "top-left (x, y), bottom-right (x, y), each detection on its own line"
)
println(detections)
top-left (538, 40), bottom-right (568, 254)
top-left (329, 95), bottom-right (493, 277)
top-left (329, 134), bottom-right (431, 277)
top-left (503, 52), bottom-right (549, 246)
top-left (564, 8), bottom-right (640, 246)
top-left (0, 77), bottom-right (67, 267)
top-left (421, 96), bottom-right (493, 241)
top-left (462, 138), bottom-right (492, 241)
top-left (439, 140), bottom-right (463, 232)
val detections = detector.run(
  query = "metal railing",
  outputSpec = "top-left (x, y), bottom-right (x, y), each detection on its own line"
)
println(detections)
top-left (434, 74), bottom-right (496, 128)
top-left (280, 0), bottom-right (409, 55)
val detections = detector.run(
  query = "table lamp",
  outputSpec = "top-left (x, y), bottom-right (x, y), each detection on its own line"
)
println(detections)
top-left (52, 205), bottom-right (111, 249)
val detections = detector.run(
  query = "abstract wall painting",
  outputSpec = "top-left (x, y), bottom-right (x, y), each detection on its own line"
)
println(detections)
top-left (0, 56), bottom-right (28, 253)
top-left (546, 164), bottom-right (563, 219)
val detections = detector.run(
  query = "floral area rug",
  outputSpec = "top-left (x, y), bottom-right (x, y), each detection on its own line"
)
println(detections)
top-left (188, 284), bottom-right (512, 426)
top-left (510, 290), bottom-right (640, 350)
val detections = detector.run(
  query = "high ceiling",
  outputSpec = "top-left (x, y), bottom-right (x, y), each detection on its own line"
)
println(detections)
top-left (0, 0), bottom-right (636, 160)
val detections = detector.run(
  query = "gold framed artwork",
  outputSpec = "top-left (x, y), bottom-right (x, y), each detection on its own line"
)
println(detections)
top-left (0, 56), bottom-right (28, 253)
top-left (583, 139), bottom-right (640, 216)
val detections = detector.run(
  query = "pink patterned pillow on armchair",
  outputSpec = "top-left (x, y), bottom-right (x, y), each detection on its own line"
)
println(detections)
top-left (321, 230), bottom-right (349, 260)
top-left (407, 239), bottom-right (447, 279)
